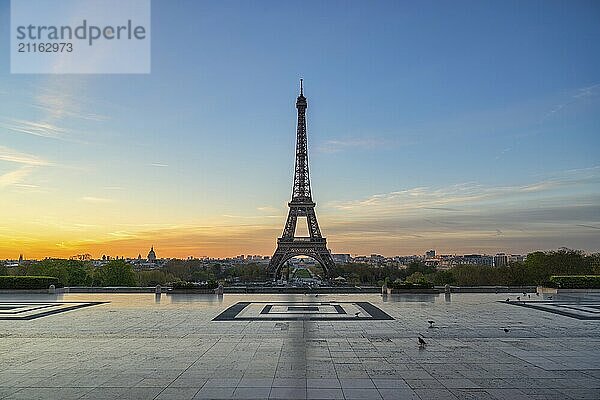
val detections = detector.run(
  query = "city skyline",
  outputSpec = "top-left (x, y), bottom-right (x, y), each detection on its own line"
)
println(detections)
top-left (1, 1), bottom-right (599, 259)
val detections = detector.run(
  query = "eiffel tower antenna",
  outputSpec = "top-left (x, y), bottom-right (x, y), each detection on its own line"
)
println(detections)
top-left (268, 81), bottom-right (335, 279)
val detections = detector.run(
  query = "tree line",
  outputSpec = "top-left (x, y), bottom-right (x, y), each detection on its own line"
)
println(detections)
top-left (1, 249), bottom-right (598, 287)
top-left (330, 250), bottom-right (599, 286)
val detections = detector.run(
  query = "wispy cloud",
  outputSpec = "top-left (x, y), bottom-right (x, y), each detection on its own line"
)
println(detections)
top-left (26, 223), bottom-right (282, 259)
top-left (0, 166), bottom-right (35, 188)
top-left (0, 118), bottom-right (66, 139)
top-left (108, 231), bottom-right (137, 238)
top-left (150, 163), bottom-right (169, 167)
top-left (540, 82), bottom-right (600, 123)
top-left (0, 76), bottom-right (109, 142)
top-left (222, 214), bottom-right (281, 219)
top-left (257, 206), bottom-right (279, 213)
top-left (0, 146), bottom-right (50, 189)
top-left (316, 137), bottom-right (391, 153)
top-left (573, 83), bottom-right (600, 99)
top-left (317, 168), bottom-right (600, 254)
top-left (34, 90), bottom-right (108, 122)
top-left (81, 196), bottom-right (114, 204)
top-left (327, 171), bottom-right (597, 216)
top-left (577, 224), bottom-right (600, 230)
top-left (0, 145), bottom-right (50, 166)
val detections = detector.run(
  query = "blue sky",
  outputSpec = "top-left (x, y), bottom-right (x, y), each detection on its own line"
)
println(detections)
top-left (0, 0), bottom-right (598, 258)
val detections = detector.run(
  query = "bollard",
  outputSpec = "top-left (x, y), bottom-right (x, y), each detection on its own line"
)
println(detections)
top-left (155, 284), bottom-right (161, 294)
top-left (48, 284), bottom-right (56, 294)
top-left (444, 284), bottom-right (450, 294)
top-left (444, 292), bottom-right (451, 303)
top-left (215, 283), bottom-right (224, 295)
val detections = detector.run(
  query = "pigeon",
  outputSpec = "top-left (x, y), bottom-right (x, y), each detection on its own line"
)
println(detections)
top-left (315, 294), bottom-right (319, 297)
top-left (528, 295), bottom-right (531, 299)
top-left (523, 292), bottom-right (527, 296)
top-left (354, 312), bottom-right (360, 318)
top-left (418, 336), bottom-right (427, 347)
top-left (536, 292), bottom-right (540, 296)
top-left (548, 296), bottom-right (553, 300)
top-left (516, 296), bottom-right (521, 301)
top-left (427, 320), bottom-right (435, 328)
top-left (505, 298), bottom-right (510, 302)
top-left (503, 328), bottom-right (510, 333)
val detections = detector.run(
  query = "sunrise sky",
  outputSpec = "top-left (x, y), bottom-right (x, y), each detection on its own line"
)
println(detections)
top-left (0, 1), bottom-right (599, 259)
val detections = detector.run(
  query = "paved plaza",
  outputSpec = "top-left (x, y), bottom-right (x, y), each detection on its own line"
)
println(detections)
top-left (1, 292), bottom-right (599, 399)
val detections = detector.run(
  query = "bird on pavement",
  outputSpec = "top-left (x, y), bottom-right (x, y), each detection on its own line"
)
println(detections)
top-left (505, 298), bottom-right (510, 302)
top-left (516, 296), bottom-right (521, 301)
top-left (418, 336), bottom-right (427, 347)
top-left (427, 320), bottom-right (435, 328)
top-left (548, 296), bottom-right (553, 300)
top-left (503, 328), bottom-right (510, 333)
top-left (354, 312), bottom-right (360, 318)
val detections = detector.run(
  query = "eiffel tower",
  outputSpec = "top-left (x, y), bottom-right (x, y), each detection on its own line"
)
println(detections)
top-left (269, 80), bottom-right (335, 278)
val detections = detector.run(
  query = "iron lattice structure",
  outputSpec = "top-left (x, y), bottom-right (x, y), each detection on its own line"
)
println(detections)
top-left (269, 81), bottom-right (336, 278)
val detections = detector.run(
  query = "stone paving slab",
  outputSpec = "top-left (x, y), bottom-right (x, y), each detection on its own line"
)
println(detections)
top-left (0, 293), bottom-right (599, 399)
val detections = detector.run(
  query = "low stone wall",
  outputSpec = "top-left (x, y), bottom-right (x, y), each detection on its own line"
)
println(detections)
top-left (66, 287), bottom-right (159, 293)
top-left (223, 286), bottom-right (381, 294)
top-left (0, 285), bottom-right (552, 295)
top-left (167, 289), bottom-right (217, 294)
top-left (386, 288), bottom-right (439, 294)
top-left (441, 286), bottom-right (537, 293)
top-left (0, 289), bottom-right (65, 294)
top-left (537, 287), bottom-right (600, 294)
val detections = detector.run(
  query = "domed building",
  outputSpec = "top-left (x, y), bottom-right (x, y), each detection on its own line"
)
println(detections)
top-left (147, 246), bottom-right (157, 263)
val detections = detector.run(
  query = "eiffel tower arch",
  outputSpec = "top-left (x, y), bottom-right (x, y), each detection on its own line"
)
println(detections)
top-left (269, 80), bottom-right (335, 279)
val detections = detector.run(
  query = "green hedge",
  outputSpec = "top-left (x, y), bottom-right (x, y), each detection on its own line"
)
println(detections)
top-left (0, 276), bottom-right (60, 289)
top-left (548, 275), bottom-right (600, 289)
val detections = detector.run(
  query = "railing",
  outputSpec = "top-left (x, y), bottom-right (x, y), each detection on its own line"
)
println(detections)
top-left (278, 237), bottom-right (326, 243)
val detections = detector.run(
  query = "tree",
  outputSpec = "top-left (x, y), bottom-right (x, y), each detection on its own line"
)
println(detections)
top-left (93, 260), bottom-right (136, 286)
top-left (431, 270), bottom-right (455, 285)
top-left (136, 270), bottom-right (176, 286)
top-left (20, 259), bottom-right (92, 286)
top-left (403, 261), bottom-right (436, 277)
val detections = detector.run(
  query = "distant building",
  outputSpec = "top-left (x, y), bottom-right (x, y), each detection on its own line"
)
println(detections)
top-left (463, 254), bottom-right (494, 266)
top-left (424, 258), bottom-right (440, 267)
top-left (332, 254), bottom-right (351, 263)
top-left (425, 249), bottom-right (436, 258)
top-left (370, 254), bottom-right (385, 263)
top-left (493, 253), bottom-right (509, 267)
top-left (509, 254), bottom-right (524, 263)
top-left (18, 254), bottom-right (23, 265)
top-left (147, 246), bottom-right (157, 263)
